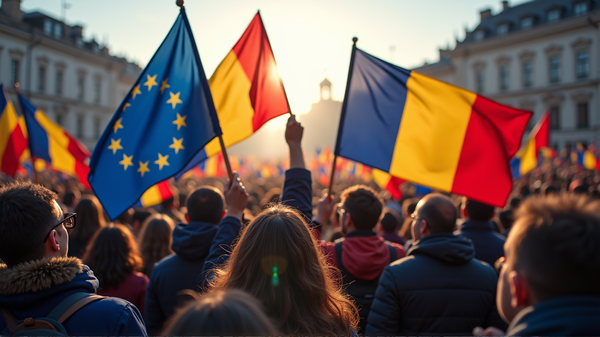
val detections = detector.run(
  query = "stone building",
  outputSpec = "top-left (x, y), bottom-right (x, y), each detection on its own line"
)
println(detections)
top-left (416, 0), bottom-right (600, 150)
top-left (0, 0), bottom-right (141, 150)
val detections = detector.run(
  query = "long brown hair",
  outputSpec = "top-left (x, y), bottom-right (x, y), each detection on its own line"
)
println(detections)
top-left (83, 224), bottom-right (142, 289)
top-left (138, 214), bottom-right (175, 276)
top-left (208, 204), bottom-right (358, 336)
top-left (70, 196), bottom-right (106, 242)
top-left (161, 289), bottom-right (279, 336)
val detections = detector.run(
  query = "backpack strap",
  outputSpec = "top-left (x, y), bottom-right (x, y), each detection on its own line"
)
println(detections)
top-left (334, 240), bottom-right (348, 274)
top-left (46, 292), bottom-right (105, 324)
top-left (0, 307), bottom-right (18, 334)
top-left (387, 244), bottom-right (397, 263)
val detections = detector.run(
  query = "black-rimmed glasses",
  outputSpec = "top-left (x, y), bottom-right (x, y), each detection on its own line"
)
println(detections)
top-left (43, 212), bottom-right (77, 243)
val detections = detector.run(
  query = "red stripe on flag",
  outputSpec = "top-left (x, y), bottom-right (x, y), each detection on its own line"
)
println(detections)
top-left (232, 13), bottom-right (289, 131)
top-left (156, 181), bottom-right (174, 201)
top-left (65, 131), bottom-right (91, 162)
top-left (386, 177), bottom-right (404, 200)
top-left (534, 112), bottom-right (550, 151)
top-left (75, 161), bottom-right (91, 189)
top-left (452, 96), bottom-right (531, 207)
top-left (0, 125), bottom-right (28, 177)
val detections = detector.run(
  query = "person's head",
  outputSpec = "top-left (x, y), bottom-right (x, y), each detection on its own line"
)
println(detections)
top-left (186, 186), bottom-right (225, 224)
top-left (70, 196), bottom-right (106, 242)
top-left (209, 204), bottom-right (358, 335)
top-left (82, 224), bottom-right (142, 289)
top-left (162, 289), bottom-right (279, 336)
top-left (138, 214), bottom-right (175, 275)
top-left (339, 185), bottom-right (383, 232)
top-left (499, 209), bottom-right (514, 232)
top-left (62, 189), bottom-right (80, 209)
top-left (498, 194), bottom-right (600, 323)
top-left (462, 198), bottom-right (495, 221)
top-left (379, 210), bottom-right (400, 234)
top-left (411, 193), bottom-right (457, 241)
top-left (0, 181), bottom-right (67, 267)
top-left (131, 208), bottom-right (157, 234)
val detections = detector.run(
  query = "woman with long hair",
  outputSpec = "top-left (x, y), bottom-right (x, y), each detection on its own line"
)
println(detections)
top-left (83, 224), bottom-right (148, 316)
top-left (138, 214), bottom-right (175, 276)
top-left (68, 196), bottom-right (106, 258)
top-left (162, 289), bottom-right (278, 336)
top-left (208, 204), bottom-right (358, 336)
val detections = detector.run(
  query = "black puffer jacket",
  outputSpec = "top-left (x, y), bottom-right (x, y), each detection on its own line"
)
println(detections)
top-left (366, 233), bottom-right (505, 335)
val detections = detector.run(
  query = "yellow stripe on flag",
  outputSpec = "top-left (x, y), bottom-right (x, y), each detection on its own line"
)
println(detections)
top-left (140, 185), bottom-right (162, 208)
top-left (34, 111), bottom-right (76, 175)
top-left (390, 72), bottom-right (475, 191)
top-left (519, 138), bottom-right (537, 175)
top-left (0, 103), bottom-right (19, 165)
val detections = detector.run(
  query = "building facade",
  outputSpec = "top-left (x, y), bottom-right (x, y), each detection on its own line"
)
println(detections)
top-left (0, 0), bottom-right (141, 150)
top-left (416, 0), bottom-right (600, 150)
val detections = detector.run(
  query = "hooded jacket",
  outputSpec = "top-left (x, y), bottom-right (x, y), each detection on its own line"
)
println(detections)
top-left (367, 233), bottom-right (505, 335)
top-left (507, 296), bottom-right (600, 336)
top-left (144, 216), bottom-right (241, 335)
top-left (455, 220), bottom-right (506, 266)
top-left (0, 257), bottom-right (146, 336)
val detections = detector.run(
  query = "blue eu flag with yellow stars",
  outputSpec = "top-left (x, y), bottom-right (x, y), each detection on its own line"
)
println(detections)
top-left (88, 7), bottom-right (221, 220)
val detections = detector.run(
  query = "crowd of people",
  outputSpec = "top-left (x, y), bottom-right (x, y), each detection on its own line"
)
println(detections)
top-left (0, 115), bottom-right (599, 336)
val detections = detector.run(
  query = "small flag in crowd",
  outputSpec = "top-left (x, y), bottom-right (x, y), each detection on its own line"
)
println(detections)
top-left (177, 11), bottom-right (289, 177)
top-left (0, 85), bottom-right (27, 177)
top-left (18, 93), bottom-right (90, 187)
top-left (511, 111), bottom-right (550, 178)
top-left (88, 8), bottom-right (221, 220)
top-left (335, 46), bottom-right (532, 207)
top-left (135, 180), bottom-right (176, 208)
top-left (372, 169), bottom-right (404, 200)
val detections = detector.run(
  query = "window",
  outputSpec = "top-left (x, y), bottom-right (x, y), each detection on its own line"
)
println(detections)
top-left (523, 62), bottom-right (533, 87)
top-left (94, 78), bottom-right (101, 104)
top-left (38, 66), bottom-right (46, 92)
top-left (77, 75), bottom-right (85, 100)
top-left (549, 56), bottom-right (560, 83)
top-left (550, 106), bottom-right (560, 129)
top-left (576, 51), bottom-right (589, 78)
top-left (476, 71), bottom-right (484, 93)
top-left (574, 2), bottom-right (588, 16)
top-left (10, 60), bottom-right (19, 84)
top-left (53, 23), bottom-right (63, 39)
top-left (474, 30), bottom-right (485, 42)
top-left (521, 17), bottom-right (533, 30)
top-left (577, 103), bottom-right (589, 128)
top-left (44, 19), bottom-right (52, 35)
top-left (76, 115), bottom-right (84, 139)
top-left (55, 113), bottom-right (64, 126)
top-left (55, 69), bottom-right (63, 95)
top-left (496, 24), bottom-right (509, 36)
top-left (547, 9), bottom-right (560, 23)
top-left (499, 66), bottom-right (509, 91)
top-left (94, 116), bottom-right (101, 139)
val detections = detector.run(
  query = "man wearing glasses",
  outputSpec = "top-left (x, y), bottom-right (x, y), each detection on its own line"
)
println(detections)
top-left (367, 193), bottom-right (505, 335)
top-left (0, 181), bottom-right (147, 336)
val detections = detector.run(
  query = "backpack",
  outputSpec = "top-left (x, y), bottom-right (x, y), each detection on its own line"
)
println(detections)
top-left (334, 241), bottom-right (397, 334)
top-left (0, 292), bottom-right (104, 336)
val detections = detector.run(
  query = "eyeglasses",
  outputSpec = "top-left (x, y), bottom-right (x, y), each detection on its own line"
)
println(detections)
top-left (411, 214), bottom-right (425, 222)
top-left (43, 212), bottom-right (77, 243)
top-left (336, 206), bottom-right (347, 216)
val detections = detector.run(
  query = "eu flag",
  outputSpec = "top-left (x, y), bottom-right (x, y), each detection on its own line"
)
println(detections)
top-left (88, 8), bottom-right (221, 220)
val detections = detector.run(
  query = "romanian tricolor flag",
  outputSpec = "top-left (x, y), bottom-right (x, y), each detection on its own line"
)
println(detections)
top-left (372, 169), bottom-right (404, 200)
top-left (335, 47), bottom-right (531, 207)
top-left (18, 94), bottom-right (91, 188)
top-left (0, 86), bottom-right (27, 177)
top-left (136, 180), bottom-right (175, 208)
top-left (511, 112), bottom-right (550, 177)
top-left (177, 11), bottom-right (289, 177)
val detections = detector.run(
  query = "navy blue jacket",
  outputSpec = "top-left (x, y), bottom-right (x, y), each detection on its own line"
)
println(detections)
top-left (455, 220), bottom-right (506, 266)
top-left (0, 258), bottom-right (146, 336)
top-left (507, 296), bottom-right (600, 336)
top-left (281, 168), bottom-right (314, 222)
top-left (367, 233), bottom-right (505, 335)
top-left (144, 216), bottom-right (241, 335)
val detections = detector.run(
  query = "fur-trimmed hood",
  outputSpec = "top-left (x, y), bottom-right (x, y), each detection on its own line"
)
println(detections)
top-left (0, 257), bottom-right (82, 295)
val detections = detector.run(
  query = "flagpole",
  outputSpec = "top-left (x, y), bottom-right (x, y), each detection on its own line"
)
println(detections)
top-left (328, 37), bottom-right (358, 195)
top-left (218, 135), bottom-right (234, 180)
top-left (13, 82), bottom-right (39, 184)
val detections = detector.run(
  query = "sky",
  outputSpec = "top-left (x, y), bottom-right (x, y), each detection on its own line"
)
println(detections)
top-left (22, 0), bottom-right (532, 117)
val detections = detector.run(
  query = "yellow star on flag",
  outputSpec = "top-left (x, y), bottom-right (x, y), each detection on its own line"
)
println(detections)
top-left (123, 103), bottom-right (131, 112)
top-left (119, 154), bottom-right (133, 171)
top-left (166, 91), bottom-right (182, 109)
top-left (132, 85), bottom-right (142, 99)
top-left (138, 161), bottom-right (150, 177)
top-left (160, 78), bottom-right (170, 94)
top-left (144, 74), bottom-right (158, 91)
top-left (108, 138), bottom-right (123, 154)
top-left (169, 137), bottom-right (185, 154)
top-left (172, 113), bottom-right (187, 130)
top-left (113, 118), bottom-right (124, 133)
top-left (154, 153), bottom-right (170, 170)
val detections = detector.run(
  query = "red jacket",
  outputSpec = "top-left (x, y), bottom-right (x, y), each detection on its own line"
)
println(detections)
top-left (98, 272), bottom-right (149, 317)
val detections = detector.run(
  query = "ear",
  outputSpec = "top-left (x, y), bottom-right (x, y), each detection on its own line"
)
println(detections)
top-left (509, 270), bottom-right (531, 308)
top-left (47, 230), bottom-right (61, 252)
top-left (461, 207), bottom-right (467, 219)
top-left (185, 213), bottom-right (189, 222)
top-left (420, 220), bottom-right (430, 237)
top-left (221, 210), bottom-right (226, 220)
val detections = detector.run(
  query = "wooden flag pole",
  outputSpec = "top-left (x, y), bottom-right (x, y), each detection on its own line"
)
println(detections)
top-left (328, 37), bottom-right (358, 196)
top-left (14, 82), bottom-right (39, 184)
top-left (218, 134), bottom-right (234, 180)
